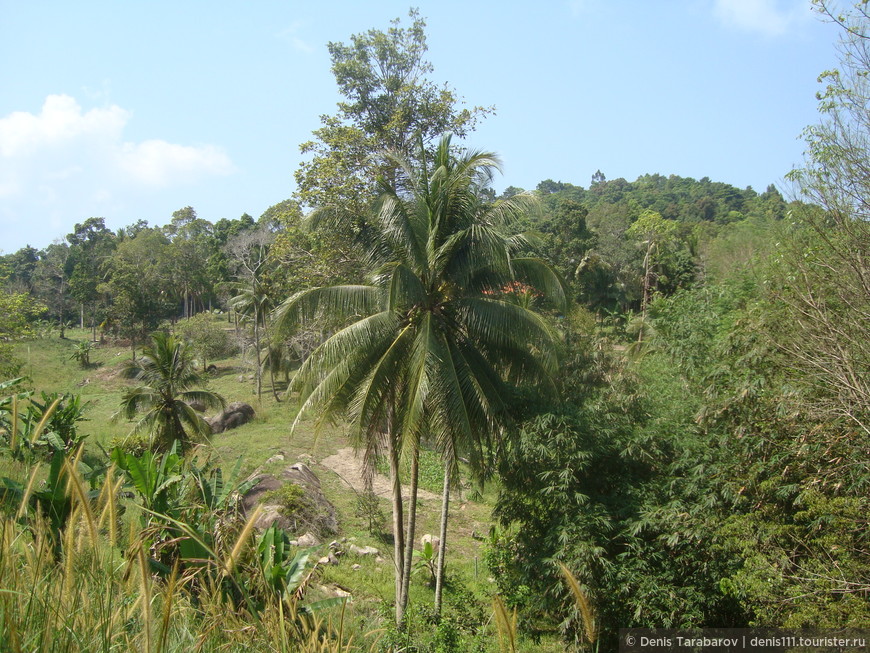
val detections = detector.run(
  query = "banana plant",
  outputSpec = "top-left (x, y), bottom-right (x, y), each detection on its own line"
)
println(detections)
top-left (188, 455), bottom-right (257, 512)
top-left (0, 448), bottom-right (82, 554)
top-left (256, 525), bottom-right (346, 611)
top-left (112, 442), bottom-right (185, 519)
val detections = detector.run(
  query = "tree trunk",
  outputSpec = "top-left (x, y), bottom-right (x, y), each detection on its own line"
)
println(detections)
top-left (388, 429), bottom-right (406, 625)
top-left (80, 303), bottom-right (84, 329)
top-left (638, 240), bottom-right (654, 343)
top-left (254, 309), bottom-right (262, 400)
top-left (434, 461), bottom-right (451, 616)
top-left (269, 351), bottom-right (280, 402)
top-left (399, 445), bottom-right (420, 626)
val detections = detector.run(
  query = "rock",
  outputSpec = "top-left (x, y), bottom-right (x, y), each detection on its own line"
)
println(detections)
top-left (265, 453), bottom-right (285, 465)
top-left (318, 585), bottom-right (352, 599)
top-left (297, 532), bottom-right (320, 547)
top-left (421, 534), bottom-right (441, 553)
top-left (206, 402), bottom-right (255, 434)
top-left (319, 555), bottom-right (339, 566)
top-left (351, 564), bottom-right (361, 571)
top-left (348, 544), bottom-right (380, 557)
top-left (375, 556), bottom-right (385, 563)
top-left (240, 462), bottom-right (338, 536)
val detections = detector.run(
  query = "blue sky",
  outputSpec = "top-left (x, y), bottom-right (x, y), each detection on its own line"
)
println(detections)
top-left (0, 0), bottom-right (840, 253)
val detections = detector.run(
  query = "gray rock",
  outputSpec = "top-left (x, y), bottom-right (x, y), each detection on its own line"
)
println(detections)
top-left (240, 462), bottom-right (338, 537)
top-left (348, 544), bottom-right (380, 557)
top-left (297, 532), bottom-right (320, 547)
top-left (206, 402), bottom-right (255, 434)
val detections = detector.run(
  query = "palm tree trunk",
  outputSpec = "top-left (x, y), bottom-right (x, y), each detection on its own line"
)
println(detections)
top-left (388, 428), bottom-right (406, 625)
top-left (268, 347), bottom-right (280, 402)
top-left (434, 460), bottom-right (450, 616)
top-left (254, 309), bottom-right (262, 400)
top-left (399, 445), bottom-right (420, 626)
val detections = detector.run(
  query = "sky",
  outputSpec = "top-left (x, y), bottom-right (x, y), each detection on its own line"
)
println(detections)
top-left (0, 0), bottom-right (842, 253)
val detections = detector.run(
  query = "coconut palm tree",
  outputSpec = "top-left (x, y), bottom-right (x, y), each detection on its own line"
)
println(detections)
top-left (274, 134), bottom-right (564, 625)
top-left (228, 279), bottom-right (275, 400)
top-left (117, 332), bottom-right (226, 453)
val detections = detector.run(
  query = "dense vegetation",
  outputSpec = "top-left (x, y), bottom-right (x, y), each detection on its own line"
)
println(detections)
top-left (2, 3), bottom-right (869, 651)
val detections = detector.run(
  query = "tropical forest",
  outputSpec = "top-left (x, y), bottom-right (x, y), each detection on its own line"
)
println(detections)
top-left (1, 4), bottom-right (868, 653)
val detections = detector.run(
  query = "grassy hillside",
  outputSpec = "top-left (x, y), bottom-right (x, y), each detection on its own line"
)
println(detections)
top-left (4, 325), bottom-right (563, 652)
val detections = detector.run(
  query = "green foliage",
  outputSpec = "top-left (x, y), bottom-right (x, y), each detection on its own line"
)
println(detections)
top-left (281, 133), bottom-right (564, 626)
top-left (295, 8), bottom-right (490, 215)
top-left (489, 338), bottom-right (744, 646)
top-left (355, 487), bottom-right (387, 538)
top-left (68, 339), bottom-right (94, 368)
top-left (176, 312), bottom-right (232, 371)
top-left (0, 386), bottom-right (90, 462)
top-left (116, 332), bottom-right (226, 453)
top-left (0, 416), bottom-right (352, 651)
top-left (413, 538), bottom-right (437, 586)
top-left (264, 482), bottom-right (315, 526)
top-left (102, 228), bottom-right (176, 346)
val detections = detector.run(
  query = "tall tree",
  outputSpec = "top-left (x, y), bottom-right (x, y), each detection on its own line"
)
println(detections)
top-left (295, 8), bottom-right (490, 216)
top-left (782, 0), bottom-right (870, 439)
top-left (66, 217), bottom-right (116, 335)
top-left (226, 226), bottom-right (275, 400)
top-left (116, 332), bottom-right (225, 453)
top-left (32, 242), bottom-right (73, 338)
top-left (103, 228), bottom-right (175, 355)
top-left (275, 135), bottom-right (563, 625)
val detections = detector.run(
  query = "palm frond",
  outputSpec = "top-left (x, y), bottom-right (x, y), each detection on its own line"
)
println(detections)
top-left (272, 285), bottom-right (382, 334)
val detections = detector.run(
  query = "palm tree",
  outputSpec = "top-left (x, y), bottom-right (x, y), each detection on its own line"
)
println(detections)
top-left (228, 279), bottom-right (276, 400)
top-left (274, 134), bottom-right (564, 625)
top-left (117, 332), bottom-right (226, 453)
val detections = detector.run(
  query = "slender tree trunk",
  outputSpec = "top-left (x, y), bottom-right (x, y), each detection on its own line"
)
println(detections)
top-left (254, 309), bottom-right (262, 400)
top-left (638, 240), bottom-right (654, 343)
top-left (399, 445), bottom-right (420, 626)
top-left (269, 349), bottom-right (280, 402)
top-left (80, 303), bottom-right (84, 329)
top-left (388, 428), bottom-right (406, 625)
top-left (434, 460), bottom-right (451, 616)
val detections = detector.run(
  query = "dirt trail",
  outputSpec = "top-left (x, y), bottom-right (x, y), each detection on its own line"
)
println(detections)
top-left (319, 447), bottom-right (439, 503)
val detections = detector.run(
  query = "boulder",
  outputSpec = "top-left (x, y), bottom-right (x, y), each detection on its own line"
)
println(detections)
top-left (348, 544), bottom-right (380, 557)
top-left (296, 532), bottom-right (320, 547)
top-left (207, 402), bottom-right (255, 434)
top-left (241, 462), bottom-right (338, 536)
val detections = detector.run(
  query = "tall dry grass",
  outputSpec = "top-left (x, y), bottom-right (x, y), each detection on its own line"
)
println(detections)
top-left (0, 443), bottom-right (361, 652)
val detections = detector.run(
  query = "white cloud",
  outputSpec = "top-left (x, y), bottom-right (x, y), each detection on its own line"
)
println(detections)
top-left (0, 94), bottom-right (234, 192)
top-left (713, 0), bottom-right (812, 37)
top-left (0, 94), bottom-right (126, 158)
top-left (119, 140), bottom-right (234, 186)
top-left (0, 94), bottom-right (235, 250)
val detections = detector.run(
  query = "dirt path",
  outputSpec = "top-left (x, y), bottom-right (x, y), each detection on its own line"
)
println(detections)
top-left (319, 447), bottom-right (439, 503)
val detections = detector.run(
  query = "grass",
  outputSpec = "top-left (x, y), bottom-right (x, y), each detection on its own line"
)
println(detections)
top-left (4, 323), bottom-right (564, 651)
